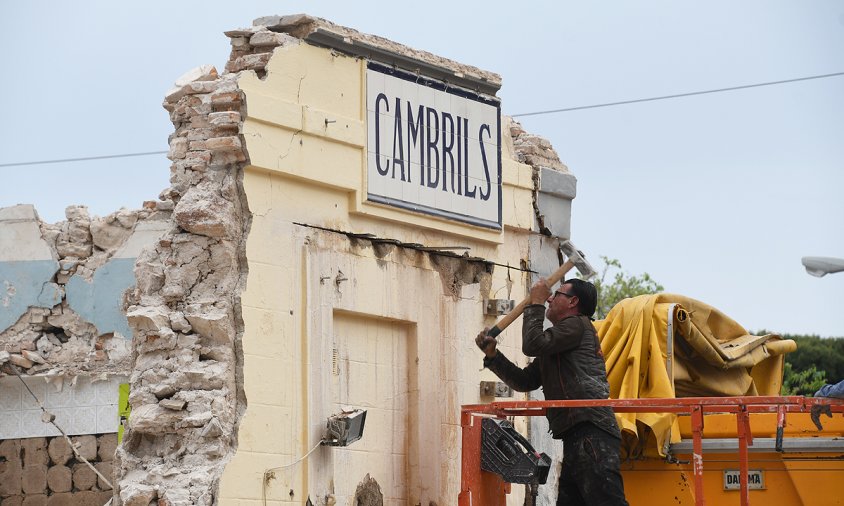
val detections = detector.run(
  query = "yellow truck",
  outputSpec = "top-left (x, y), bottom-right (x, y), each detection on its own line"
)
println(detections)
top-left (460, 294), bottom-right (844, 505)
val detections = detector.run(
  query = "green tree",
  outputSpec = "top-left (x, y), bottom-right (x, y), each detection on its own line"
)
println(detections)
top-left (752, 331), bottom-right (844, 389)
top-left (781, 362), bottom-right (827, 396)
top-left (592, 256), bottom-right (664, 320)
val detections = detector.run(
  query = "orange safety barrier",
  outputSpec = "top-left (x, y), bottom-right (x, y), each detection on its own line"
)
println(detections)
top-left (460, 396), bottom-right (844, 506)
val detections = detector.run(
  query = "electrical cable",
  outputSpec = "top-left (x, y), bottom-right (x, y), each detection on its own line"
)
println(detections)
top-left (511, 71), bottom-right (844, 117)
top-left (2, 72), bottom-right (841, 167)
top-left (0, 150), bottom-right (168, 168)
top-left (262, 439), bottom-right (325, 506)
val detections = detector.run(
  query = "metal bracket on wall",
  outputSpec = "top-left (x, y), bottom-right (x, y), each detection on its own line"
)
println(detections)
top-left (484, 299), bottom-right (515, 316)
top-left (480, 381), bottom-right (513, 398)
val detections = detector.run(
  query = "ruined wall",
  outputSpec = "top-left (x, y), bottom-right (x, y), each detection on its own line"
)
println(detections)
top-left (0, 434), bottom-right (117, 504)
top-left (112, 13), bottom-right (578, 506)
top-left (114, 45), bottom-right (254, 506)
top-left (0, 204), bottom-right (168, 378)
top-left (0, 203), bottom-right (169, 505)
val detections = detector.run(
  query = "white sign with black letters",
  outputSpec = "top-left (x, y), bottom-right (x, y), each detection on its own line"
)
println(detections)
top-left (366, 62), bottom-right (502, 229)
top-left (723, 469), bottom-right (765, 490)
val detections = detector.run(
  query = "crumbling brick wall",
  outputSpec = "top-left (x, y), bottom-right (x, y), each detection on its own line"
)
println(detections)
top-left (0, 205), bottom-right (169, 377)
top-left (0, 434), bottom-right (117, 505)
top-left (113, 24), bottom-right (299, 506)
top-left (0, 204), bottom-right (169, 505)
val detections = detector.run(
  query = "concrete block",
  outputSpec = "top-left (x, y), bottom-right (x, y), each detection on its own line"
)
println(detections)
top-left (89, 220), bottom-right (132, 252)
top-left (20, 350), bottom-right (45, 365)
top-left (174, 64), bottom-right (218, 87)
top-left (46, 465), bottom-right (72, 493)
top-left (47, 437), bottom-right (72, 466)
top-left (0, 205), bottom-right (54, 260)
top-left (0, 440), bottom-right (22, 496)
top-left (72, 463), bottom-right (97, 491)
top-left (113, 218), bottom-right (169, 259)
top-left (44, 493), bottom-right (75, 506)
top-left (21, 495), bottom-right (46, 506)
top-left (538, 167), bottom-right (576, 199)
top-left (97, 434), bottom-right (117, 462)
top-left (70, 435), bottom-right (97, 461)
top-left (94, 461), bottom-right (113, 490)
top-left (69, 491), bottom-right (113, 506)
top-left (2, 496), bottom-right (23, 506)
top-left (119, 483), bottom-right (157, 506)
top-left (535, 192), bottom-right (572, 239)
top-left (21, 465), bottom-right (47, 495)
top-left (20, 438), bottom-right (47, 467)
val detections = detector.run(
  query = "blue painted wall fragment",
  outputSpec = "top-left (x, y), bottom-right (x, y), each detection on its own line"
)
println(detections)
top-left (0, 260), bottom-right (60, 331)
top-left (65, 257), bottom-right (137, 338)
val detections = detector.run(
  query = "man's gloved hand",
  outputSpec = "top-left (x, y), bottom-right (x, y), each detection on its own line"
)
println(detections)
top-left (476, 328), bottom-right (498, 359)
top-left (810, 403), bottom-right (833, 431)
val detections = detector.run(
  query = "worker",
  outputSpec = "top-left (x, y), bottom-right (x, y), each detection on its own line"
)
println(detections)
top-left (476, 278), bottom-right (628, 506)
top-left (811, 379), bottom-right (844, 430)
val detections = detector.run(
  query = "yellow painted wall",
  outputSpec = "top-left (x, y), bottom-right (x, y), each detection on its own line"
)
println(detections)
top-left (218, 41), bottom-right (541, 505)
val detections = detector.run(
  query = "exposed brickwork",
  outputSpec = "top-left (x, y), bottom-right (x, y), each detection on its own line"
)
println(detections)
top-left (0, 434), bottom-right (115, 505)
top-left (114, 20), bottom-right (304, 506)
top-left (509, 119), bottom-right (568, 173)
top-left (0, 205), bottom-right (169, 378)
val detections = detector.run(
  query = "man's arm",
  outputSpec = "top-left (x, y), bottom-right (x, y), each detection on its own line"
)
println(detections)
top-left (815, 379), bottom-right (844, 399)
top-left (476, 329), bottom-right (542, 392)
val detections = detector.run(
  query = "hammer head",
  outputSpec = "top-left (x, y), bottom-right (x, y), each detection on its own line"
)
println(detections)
top-left (559, 240), bottom-right (597, 279)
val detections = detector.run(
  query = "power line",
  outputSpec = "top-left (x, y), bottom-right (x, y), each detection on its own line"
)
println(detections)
top-left (2, 71), bottom-right (842, 167)
top-left (511, 71), bottom-right (844, 118)
top-left (0, 150), bottom-right (168, 168)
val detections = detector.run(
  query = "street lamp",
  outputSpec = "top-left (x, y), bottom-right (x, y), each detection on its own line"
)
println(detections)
top-left (801, 257), bottom-right (844, 277)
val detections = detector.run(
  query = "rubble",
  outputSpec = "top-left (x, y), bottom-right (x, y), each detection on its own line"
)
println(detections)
top-left (114, 16), bottom-right (274, 503)
top-left (510, 119), bottom-right (569, 173)
top-left (1, 205), bottom-right (169, 378)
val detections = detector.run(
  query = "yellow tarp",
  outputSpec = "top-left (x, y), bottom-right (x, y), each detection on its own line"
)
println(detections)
top-left (593, 293), bottom-right (796, 458)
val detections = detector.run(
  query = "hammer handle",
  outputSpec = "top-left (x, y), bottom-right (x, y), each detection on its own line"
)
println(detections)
top-left (486, 258), bottom-right (577, 338)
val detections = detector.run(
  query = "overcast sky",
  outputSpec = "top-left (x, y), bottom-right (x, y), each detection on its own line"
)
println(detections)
top-left (2, 1), bottom-right (842, 337)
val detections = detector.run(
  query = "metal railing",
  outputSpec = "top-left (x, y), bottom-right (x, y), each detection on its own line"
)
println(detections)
top-left (460, 396), bottom-right (844, 506)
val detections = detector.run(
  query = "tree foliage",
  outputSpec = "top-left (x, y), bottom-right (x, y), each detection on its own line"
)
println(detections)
top-left (593, 256), bottom-right (664, 320)
top-left (752, 332), bottom-right (844, 395)
top-left (781, 362), bottom-right (828, 396)
top-left (782, 334), bottom-right (844, 382)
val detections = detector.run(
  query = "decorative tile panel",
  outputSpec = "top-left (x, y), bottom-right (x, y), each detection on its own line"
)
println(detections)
top-left (0, 375), bottom-right (126, 439)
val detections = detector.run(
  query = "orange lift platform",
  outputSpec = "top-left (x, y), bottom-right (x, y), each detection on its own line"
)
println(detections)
top-left (460, 396), bottom-right (844, 506)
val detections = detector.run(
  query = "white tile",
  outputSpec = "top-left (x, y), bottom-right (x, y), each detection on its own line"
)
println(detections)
top-left (51, 408), bottom-right (73, 435)
top-left (0, 378), bottom-right (22, 410)
top-left (46, 381), bottom-right (74, 408)
top-left (97, 405), bottom-right (118, 433)
top-left (0, 410), bottom-right (22, 439)
top-left (19, 409), bottom-right (52, 438)
top-left (71, 407), bottom-right (97, 435)
top-left (21, 378), bottom-right (46, 410)
top-left (94, 379), bottom-right (120, 405)
top-left (74, 378), bottom-right (98, 406)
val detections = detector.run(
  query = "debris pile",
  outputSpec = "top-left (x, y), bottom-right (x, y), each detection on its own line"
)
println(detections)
top-left (0, 205), bottom-right (168, 378)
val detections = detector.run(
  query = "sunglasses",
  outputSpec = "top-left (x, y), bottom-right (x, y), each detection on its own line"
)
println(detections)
top-left (553, 291), bottom-right (576, 298)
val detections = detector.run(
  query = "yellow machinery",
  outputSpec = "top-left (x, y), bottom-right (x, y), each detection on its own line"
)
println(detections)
top-left (460, 294), bottom-right (844, 505)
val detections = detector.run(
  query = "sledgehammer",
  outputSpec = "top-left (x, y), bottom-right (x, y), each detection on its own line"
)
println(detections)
top-left (486, 240), bottom-right (596, 339)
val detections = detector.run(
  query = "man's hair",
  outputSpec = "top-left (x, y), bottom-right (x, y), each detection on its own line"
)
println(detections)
top-left (564, 278), bottom-right (598, 318)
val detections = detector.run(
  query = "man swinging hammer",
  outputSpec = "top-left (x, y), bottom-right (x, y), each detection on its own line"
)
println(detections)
top-left (476, 275), bottom-right (629, 506)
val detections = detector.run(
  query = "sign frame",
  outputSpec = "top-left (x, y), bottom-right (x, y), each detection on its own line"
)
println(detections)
top-left (722, 469), bottom-right (765, 490)
top-left (365, 61), bottom-right (503, 230)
